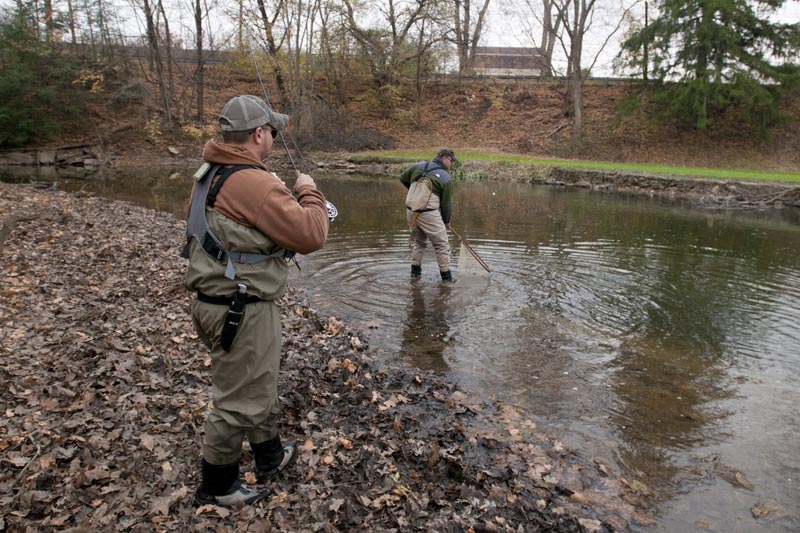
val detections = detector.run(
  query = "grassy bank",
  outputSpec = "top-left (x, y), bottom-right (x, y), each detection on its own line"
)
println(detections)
top-left (349, 150), bottom-right (800, 184)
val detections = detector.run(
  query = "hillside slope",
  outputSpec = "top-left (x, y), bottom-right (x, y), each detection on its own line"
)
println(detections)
top-left (54, 63), bottom-right (800, 173)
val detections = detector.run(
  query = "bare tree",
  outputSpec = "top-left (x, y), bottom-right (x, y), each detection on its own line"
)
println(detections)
top-left (552, 0), bottom-right (639, 132)
top-left (194, 0), bottom-right (204, 121)
top-left (412, 18), bottom-right (442, 125)
top-left (450, 0), bottom-right (492, 76)
top-left (66, 0), bottom-right (77, 44)
top-left (140, 0), bottom-right (173, 126)
top-left (316, 1), bottom-right (350, 105)
top-left (540, 0), bottom-right (562, 75)
top-left (43, 0), bottom-right (54, 43)
top-left (513, 0), bottom-right (563, 76)
top-left (341, 0), bottom-right (432, 87)
top-left (279, 0), bottom-right (321, 133)
top-left (255, 0), bottom-right (289, 104)
top-left (156, 0), bottom-right (175, 106)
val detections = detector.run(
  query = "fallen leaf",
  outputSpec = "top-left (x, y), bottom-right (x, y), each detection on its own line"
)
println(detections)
top-left (140, 434), bottom-right (156, 452)
top-left (329, 498), bottom-right (345, 512)
top-left (578, 518), bottom-right (603, 532)
top-left (151, 486), bottom-right (188, 516)
top-left (196, 504), bottom-right (231, 518)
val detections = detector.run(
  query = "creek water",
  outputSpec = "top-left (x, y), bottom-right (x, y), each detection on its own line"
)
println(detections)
top-left (5, 168), bottom-right (799, 531)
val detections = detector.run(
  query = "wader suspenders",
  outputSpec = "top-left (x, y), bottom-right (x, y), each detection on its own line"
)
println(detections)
top-left (181, 163), bottom-right (287, 280)
top-left (181, 163), bottom-right (288, 351)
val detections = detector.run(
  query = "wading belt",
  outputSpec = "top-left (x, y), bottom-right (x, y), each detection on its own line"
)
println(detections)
top-left (197, 285), bottom-right (261, 351)
top-left (181, 163), bottom-right (288, 280)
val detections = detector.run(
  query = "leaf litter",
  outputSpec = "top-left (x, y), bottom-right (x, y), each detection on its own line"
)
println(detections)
top-left (0, 182), bottom-right (651, 531)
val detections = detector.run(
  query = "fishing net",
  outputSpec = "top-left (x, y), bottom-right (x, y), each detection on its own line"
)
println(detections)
top-left (456, 240), bottom-right (491, 277)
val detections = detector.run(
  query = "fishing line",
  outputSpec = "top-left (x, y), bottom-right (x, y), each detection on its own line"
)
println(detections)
top-left (248, 42), bottom-right (338, 223)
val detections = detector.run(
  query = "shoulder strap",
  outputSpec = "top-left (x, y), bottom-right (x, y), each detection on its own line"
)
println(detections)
top-left (421, 162), bottom-right (445, 177)
top-left (182, 163), bottom-right (287, 280)
top-left (208, 165), bottom-right (260, 208)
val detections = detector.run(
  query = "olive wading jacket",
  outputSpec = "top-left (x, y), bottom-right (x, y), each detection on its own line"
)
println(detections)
top-left (185, 140), bottom-right (329, 301)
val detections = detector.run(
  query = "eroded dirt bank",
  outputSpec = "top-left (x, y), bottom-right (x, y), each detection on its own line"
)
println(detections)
top-left (318, 158), bottom-right (800, 210)
top-left (0, 182), bottom-right (653, 531)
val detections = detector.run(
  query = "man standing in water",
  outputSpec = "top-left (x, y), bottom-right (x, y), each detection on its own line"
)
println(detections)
top-left (183, 95), bottom-right (329, 505)
top-left (400, 148), bottom-right (457, 282)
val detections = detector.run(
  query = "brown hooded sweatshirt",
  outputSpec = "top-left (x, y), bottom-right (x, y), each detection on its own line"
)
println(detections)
top-left (184, 140), bottom-right (328, 301)
top-left (200, 140), bottom-right (328, 254)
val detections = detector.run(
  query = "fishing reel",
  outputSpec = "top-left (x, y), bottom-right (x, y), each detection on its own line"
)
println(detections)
top-left (326, 200), bottom-right (338, 222)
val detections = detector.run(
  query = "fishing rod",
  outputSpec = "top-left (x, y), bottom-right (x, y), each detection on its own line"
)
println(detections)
top-left (249, 43), bottom-right (338, 224)
top-left (449, 226), bottom-right (492, 273)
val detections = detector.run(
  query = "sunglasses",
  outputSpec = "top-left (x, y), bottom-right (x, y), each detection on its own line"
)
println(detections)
top-left (252, 126), bottom-right (278, 138)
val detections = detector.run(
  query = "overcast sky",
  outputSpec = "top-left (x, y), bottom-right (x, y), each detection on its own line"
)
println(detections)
top-left (2, 0), bottom-right (798, 78)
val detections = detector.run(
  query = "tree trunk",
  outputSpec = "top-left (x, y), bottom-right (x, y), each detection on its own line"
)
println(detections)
top-left (540, 0), bottom-right (561, 77)
top-left (571, 56), bottom-right (582, 132)
top-left (256, 0), bottom-right (287, 105)
top-left (67, 0), bottom-right (77, 44)
top-left (83, 0), bottom-right (96, 52)
top-left (238, 0), bottom-right (244, 50)
top-left (157, 0), bottom-right (176, 110)
top-left (142, 0), bottom-right (172, 128)
top-left (195, 0), bottom-right (204, 122)
top-left (642, 0), bottom-right (648, 81)
top-left (43, 0), bottom-right (54, 43)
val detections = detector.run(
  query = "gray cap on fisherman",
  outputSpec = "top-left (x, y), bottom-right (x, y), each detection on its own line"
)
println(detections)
top-left (437, 148), bottom-right (457, 162)
top-left (218, 95), bottom-right (289, 132)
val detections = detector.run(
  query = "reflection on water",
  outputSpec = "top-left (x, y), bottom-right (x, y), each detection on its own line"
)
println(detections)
top-left (4, 167), bottom-right (800, 531)
top-left (400, 281), bottom-right (454, 371)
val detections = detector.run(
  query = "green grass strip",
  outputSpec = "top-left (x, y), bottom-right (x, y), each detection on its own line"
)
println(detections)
top-left (349, 150), bottom-right (800, 184)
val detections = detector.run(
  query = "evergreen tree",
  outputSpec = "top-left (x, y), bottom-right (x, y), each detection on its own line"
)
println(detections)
top-left (0, 13), bottom-right (105, 148)
top-left (620, 0), bottom-right (800, 134)
top-left (0, 16), bottom-right (61, 147)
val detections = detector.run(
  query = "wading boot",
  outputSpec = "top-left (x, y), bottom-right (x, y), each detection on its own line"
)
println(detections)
top-left (195, 460), bottom-right (269, 506)
top-left (252, 436), bottom-right (298, 484)
top-left (440, 270), bottom-right (455, 283)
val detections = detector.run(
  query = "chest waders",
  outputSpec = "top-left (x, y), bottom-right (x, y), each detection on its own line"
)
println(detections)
top-left (181, 163), bottom-right (290, 351)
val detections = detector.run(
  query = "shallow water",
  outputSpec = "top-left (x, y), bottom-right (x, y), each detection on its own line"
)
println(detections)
top-left (5, 167), bottom-right (799, 531)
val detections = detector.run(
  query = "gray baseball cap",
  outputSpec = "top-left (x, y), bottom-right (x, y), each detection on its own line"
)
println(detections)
top-left (437, 148), bottom-right (457, 161)
top-left (219, 95), bottom-right (289, 132)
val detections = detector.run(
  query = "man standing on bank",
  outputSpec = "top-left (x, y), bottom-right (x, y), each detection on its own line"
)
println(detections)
top-left (183, 95), bottom-right (329, 506)
top-left (400, 148), bottom-right (457, 282)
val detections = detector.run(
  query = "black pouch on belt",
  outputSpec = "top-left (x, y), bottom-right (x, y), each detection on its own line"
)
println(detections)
top-left (220, 284), bottom-right (247, 351)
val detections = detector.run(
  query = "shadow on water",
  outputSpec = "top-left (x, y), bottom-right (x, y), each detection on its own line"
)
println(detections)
top-left (4, 166), bottom-right (800, 532)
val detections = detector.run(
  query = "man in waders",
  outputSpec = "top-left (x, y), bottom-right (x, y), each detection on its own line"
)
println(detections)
top-left (183, 95), bottom-right (329, 505)
top-left (400, 148), bottom-right (457, 282)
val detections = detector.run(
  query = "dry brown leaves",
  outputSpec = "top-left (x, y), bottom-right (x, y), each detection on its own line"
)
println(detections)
top-left (0, 182), bottom-right (642, 532)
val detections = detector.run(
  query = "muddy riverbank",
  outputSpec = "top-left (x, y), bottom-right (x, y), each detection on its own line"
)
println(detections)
top-left (0, 182), bottom-right (654, 531)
